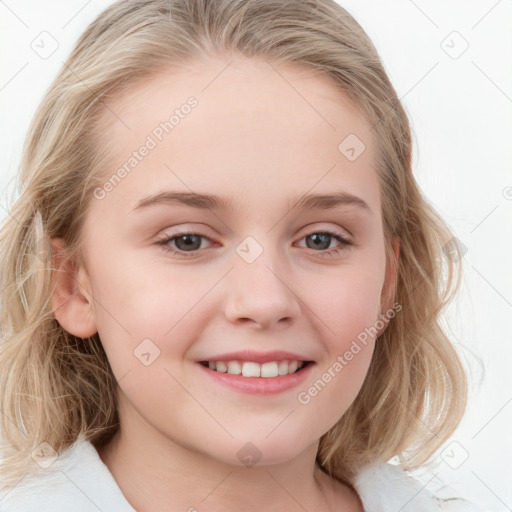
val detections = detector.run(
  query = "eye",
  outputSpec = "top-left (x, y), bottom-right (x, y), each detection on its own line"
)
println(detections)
top-left (297, 229), bottom-right (352, 257)
top-left (155, 232), bottom-right (215, 258)
top-left (155, 228), bottom-right (352, 258)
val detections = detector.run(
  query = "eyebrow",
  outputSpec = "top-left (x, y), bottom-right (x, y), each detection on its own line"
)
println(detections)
top-left (131, 191), bottom-right (370, 214)
top-left (291, 191), bottom-right (370, 213)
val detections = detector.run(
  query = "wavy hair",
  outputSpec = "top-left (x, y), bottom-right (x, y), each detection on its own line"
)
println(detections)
top-left (0, 0), bottom-right (467, 489)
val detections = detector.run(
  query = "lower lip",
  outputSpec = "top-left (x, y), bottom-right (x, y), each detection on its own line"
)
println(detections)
top-left (197, 362), bottom-right (315, 395)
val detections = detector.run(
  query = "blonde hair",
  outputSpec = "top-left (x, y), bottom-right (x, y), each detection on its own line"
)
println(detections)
top-left (0, 0), bottom-right (466, 489)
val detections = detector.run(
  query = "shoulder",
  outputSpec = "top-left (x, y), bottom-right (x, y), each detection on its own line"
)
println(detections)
top-left (352, 460), bottom-right (489, 512)
top-left (0, 437), bottom-right (135, 512)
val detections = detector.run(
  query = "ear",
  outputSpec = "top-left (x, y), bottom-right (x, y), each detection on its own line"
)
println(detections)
top-left (50, 238), bottom-right (98, 338)
top-left (379, 236), bottom-right (400, 317)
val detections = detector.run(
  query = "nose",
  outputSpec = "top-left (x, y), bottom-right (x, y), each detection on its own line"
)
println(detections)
top-left (223, 249), bottom-right (302, 330)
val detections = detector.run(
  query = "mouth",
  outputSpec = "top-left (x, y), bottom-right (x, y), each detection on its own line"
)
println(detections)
top-left (198, 359), bottom-right (313, 378)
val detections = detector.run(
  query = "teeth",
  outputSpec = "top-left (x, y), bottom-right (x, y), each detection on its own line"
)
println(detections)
top-left (278, 361), bottom-right (289, 376)
top-left (216, 361), bottom-right (228, 373)
top-left (242, 362), bottom-right (260, 377)
top-left (227, 361), bottom-right (242, 374)
top-left (261, 362), bottom-right (278, 378)
top-left (205, 360), bottom-right (305, 377)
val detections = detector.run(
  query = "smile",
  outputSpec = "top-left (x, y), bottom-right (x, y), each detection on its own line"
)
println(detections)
top-left (197, 359), bottom-right (315, 395)
top-left (199, 360), bottom-right (311, 377)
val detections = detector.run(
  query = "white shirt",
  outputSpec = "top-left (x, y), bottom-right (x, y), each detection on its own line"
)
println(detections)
top-left (0, 437), bottom-right (488, 511)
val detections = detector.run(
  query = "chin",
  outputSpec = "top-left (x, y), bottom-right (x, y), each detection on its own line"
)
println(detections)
top-left (227, 436), bottom-right (313, 468)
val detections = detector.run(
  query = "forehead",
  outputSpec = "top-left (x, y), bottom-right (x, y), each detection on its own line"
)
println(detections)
top-left (91, 55), bottom-right (379, 217)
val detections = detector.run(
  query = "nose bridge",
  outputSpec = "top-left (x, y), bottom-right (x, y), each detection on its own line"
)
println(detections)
top-left (223, 234), bottom-right (301, 328)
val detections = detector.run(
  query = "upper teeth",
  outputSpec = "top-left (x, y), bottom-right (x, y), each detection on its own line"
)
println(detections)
top-left (207, 360), bottom-right (304, 378)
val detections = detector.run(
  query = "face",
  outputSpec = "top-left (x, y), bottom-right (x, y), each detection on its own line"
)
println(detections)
top-left (56, 55), bottom-right (393, 467)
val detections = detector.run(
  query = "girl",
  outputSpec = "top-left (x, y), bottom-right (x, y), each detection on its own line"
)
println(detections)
top-left (0, 0), bottom-right (485, 510)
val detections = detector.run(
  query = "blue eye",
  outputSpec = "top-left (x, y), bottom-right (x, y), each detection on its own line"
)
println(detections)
top-left (301, 231), bottom-right (351, 254)
top-left (155, 229), bottom-right (351, 258)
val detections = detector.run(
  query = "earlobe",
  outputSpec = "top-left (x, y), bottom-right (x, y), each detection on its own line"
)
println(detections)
top-left (50, 238), bottom-right (98, 338)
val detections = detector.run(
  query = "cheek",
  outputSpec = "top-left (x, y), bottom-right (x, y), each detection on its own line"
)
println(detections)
top-left (87, 262), bottom-right (204, 424)
top-left (85, 255), bottom-right (203, 375)
top-left (296, 285), bottom-right (379, 430)
top-left (295, 257), bottom-right (384, 417)
top-left (306, 259), bottom-right (385, 345)
top-left (89, 248), bottom-right (204, 327)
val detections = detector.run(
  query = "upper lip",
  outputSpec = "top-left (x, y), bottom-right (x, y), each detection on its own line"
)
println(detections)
top-left (198, 350), bottom-right (314, 364)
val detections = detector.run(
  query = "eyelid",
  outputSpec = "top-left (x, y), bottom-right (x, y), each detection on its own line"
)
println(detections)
top-left (156, 223), bottom-right (352, 244)
top-left (156, 223), bottom-right (217, 241)
top-left (301, 224), bottom-right (352, 243)
top-left (155, 228), bottom-right (218, 248)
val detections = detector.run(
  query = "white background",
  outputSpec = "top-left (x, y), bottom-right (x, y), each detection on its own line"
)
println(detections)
top-left (1, 1), bottom-right (511, 510)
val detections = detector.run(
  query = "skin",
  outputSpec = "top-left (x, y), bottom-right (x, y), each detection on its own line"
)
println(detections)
top-left (52, 54), bottom-right (398, 512)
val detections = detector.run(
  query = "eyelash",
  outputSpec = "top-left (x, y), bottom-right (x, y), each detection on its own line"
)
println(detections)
top-left (154, 229), bottom-right (352, 259)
